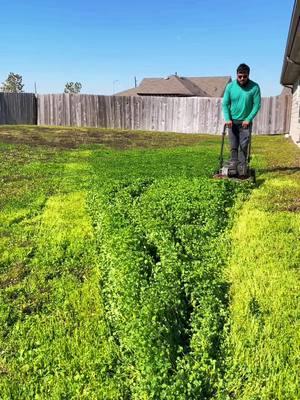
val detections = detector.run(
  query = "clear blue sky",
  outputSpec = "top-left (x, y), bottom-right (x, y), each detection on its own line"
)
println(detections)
top-left (0, 0), bottom-right (295, 96)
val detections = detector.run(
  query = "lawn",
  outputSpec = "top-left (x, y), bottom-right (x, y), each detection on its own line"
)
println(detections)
top-left (0, 125), bottom-right (299, 399)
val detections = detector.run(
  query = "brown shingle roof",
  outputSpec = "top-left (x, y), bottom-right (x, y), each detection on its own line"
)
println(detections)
top-left (115, 75), bottom-right (231, 97)
top-left (115, 87), bottom-right (140, 96)
top-left (136, 76), bottom-right (209, 96)
top-left (178, 76), bottom-right (210, 96)
top-left (188, 76), bottom-right (232, 97)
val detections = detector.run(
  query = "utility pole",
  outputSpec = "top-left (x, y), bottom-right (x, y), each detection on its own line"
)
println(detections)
top-left (134, 76), bottom-right (137, 88)
top-left (113, 80), bottom-right (119, 94)
top-left (34, 82), bottom-right (37, 95)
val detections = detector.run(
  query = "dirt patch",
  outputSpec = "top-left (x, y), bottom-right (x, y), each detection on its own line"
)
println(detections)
top-left (0, 262), bottom-right (29, 289)
top-left (281, 198), bottom-right (300, 212)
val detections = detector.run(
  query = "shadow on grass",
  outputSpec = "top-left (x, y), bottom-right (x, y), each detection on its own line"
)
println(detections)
top-left (253, 177), bottom-right (265, 187)
top-left (259, 166), bottom-right (300, 174)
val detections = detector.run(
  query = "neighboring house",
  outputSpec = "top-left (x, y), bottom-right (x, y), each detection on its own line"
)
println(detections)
top-left (280, 0), bottom-right (300, 144)
top-left (116, 75), bottom-right (231, 97)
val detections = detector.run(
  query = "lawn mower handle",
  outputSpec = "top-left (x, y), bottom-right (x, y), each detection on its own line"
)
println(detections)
top-left (219, 124), bottom-right (227, 170)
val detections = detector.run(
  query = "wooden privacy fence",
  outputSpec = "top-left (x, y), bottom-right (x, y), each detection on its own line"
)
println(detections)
top-left (0, 92), bottom-right (291, 134)
top-left (37, 94), bottom-right (291, 135)
top-left (0, 93), bottom-right (37, 125)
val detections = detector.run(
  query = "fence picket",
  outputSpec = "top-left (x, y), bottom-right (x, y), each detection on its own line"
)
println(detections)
top-left (0, 93), bottom-right (291, 134)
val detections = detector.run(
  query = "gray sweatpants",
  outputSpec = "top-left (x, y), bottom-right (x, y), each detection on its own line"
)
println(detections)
top-left (228, 120), bottom-right (252, 165)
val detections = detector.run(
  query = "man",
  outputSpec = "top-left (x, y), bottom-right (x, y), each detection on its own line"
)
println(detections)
top-left (222, 63), bottom-right (261, 175)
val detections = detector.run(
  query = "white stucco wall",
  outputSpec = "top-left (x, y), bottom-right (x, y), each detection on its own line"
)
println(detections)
top-left (290, 77), bottom-right (300, 145)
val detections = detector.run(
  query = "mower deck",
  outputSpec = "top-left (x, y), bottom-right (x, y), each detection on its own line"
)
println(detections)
top-left (213, 124), bottom-right (256, 184)
top-left (213, 172), bottom-right (254, 182)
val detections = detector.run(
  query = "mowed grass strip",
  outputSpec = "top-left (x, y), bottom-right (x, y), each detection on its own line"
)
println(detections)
top-left (221, 176), bottom-right (300, 399)
top-left (219, 137), bottom-right (300, 399)
top-left (0, 191), bottom-right (124, 399)
top-left (0, 141), bottom-right (121, 398)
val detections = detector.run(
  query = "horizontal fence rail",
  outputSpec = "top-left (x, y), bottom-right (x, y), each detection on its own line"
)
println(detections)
top-left (37, 94), bottom-right (291, 135)
top-left (0, 92), bottom-right (291, 135)
top-left (0, 93), bottom-right (37, 125)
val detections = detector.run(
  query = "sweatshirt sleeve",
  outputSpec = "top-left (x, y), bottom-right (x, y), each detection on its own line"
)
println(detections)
top-left (222, 84), bottom-right (232, 121)
top-left (246, 85), bottom-right (261, 122)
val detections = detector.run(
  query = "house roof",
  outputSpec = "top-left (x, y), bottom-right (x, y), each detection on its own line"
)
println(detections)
top-left (136, 76), bottom-right (209, 96)
top-left (187, 76), bottom-right (232, 97)
top-left (115, 75), bottom-right (231, 97)
top-left (114, 87), bottom-right (140, 96)
top-left (115, 87), bottom-right (140, 96)
top-left (280, 0), bottom-right (300, 85)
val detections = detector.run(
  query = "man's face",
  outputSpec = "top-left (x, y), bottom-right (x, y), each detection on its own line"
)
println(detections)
top-left (237, 72), bottom-right (249, 86)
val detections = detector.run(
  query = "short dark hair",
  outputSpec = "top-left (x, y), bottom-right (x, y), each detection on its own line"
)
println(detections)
top-left (237, 63), bottom-right (250, 74)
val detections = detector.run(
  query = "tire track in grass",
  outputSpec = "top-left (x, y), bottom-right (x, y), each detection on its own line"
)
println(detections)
top-left (0, 159), bottom-right (123, 398)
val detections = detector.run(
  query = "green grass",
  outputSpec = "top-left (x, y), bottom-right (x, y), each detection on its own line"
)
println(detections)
top-left (221, 178), bottom-right (300, 400)
top-left (0, 125), bottom-right (299, 399)
top-left (88, 177), bottom-right (251, 399)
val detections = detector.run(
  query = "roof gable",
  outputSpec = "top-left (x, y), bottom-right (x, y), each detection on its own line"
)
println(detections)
top-left (188, 76), bottom-right (231, 97)
top-left (115, 75), bottom-right (231, 97)
top-left (137, 76), bottom-right (201, 96)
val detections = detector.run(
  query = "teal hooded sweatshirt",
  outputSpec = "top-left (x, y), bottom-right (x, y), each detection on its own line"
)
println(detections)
top-left (222, 79), bottom-right (261, 123)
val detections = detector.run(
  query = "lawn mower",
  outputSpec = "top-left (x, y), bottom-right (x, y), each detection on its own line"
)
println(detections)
top-left (213, 123), bottom-right (256, 183)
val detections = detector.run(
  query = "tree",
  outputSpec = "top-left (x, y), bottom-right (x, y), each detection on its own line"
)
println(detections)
top-left (1, 72), bottom-right (24, 93)
top-left (64, 82), bottom-right (82, 94)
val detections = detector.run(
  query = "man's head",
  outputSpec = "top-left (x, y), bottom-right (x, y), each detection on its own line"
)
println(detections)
top-left (236, 63), bottom-right (250, 86)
